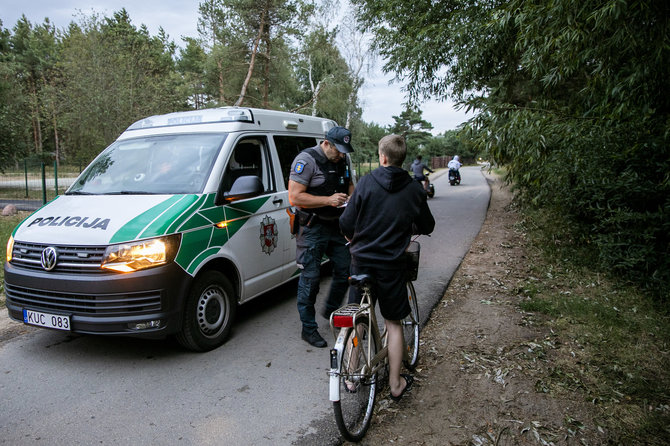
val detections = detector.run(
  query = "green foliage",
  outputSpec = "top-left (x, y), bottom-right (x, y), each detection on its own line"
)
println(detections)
top-left (57, 10), bottom-right (184, 163)
top-left (1, 5), bottom-right (460, 184)
top-left (293, 26), bottom-right (355, 123)
top-left (197, 0), bottom-right (314, 108)
top-left (0, 212), bottom-right (31, 299)
top-left (423, 130), bottom-right (477, 161)
top-left (6, 16), bottom-right (61, 159)
top-left (0, 51), bottom-right (30, 169)
top-left (389, 106), bottom-right (432, 159)
top-left (2, 4), bottom-right (357, 169)
top-left (517, 206), bottom-right (670, 443)
top-left (349, 121), bottom-right (387, 164)
top-left (353, 0), bottom-right (670, 299)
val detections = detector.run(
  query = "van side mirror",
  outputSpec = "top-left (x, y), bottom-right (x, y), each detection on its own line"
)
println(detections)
top-left (216, 175), bottom-right (264, 205)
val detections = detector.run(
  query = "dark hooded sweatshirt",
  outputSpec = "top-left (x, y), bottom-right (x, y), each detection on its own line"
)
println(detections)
top-left (339, 165), bottom-right (435, 268)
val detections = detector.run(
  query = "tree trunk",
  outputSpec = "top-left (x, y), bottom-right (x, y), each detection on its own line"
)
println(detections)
top-left (52, 112), bottom-right (60, 167)
top-left (30, 80), bottom-right (43, 154)
top-left (216, 58), bottom-right (226, 104)
top-left (235, 8), bottom-right (267, 107)
top-left (263, 34), bottom-right (271, 108)
top-left (346, 77), bottom-right (362, 129)
top-left (312, 80), bottom-right (323, 117)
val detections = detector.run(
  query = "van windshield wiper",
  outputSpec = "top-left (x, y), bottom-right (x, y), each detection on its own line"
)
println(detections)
top-left (105, 191), bottom-right (163, 195)
top-left (65, 191), bottom-right (96, 195)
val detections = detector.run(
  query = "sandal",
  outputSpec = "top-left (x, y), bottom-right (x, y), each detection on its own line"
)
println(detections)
top-left (344, 379), bottom-right (358, 393)
top-left (389, 374), bottom-right (414, 402)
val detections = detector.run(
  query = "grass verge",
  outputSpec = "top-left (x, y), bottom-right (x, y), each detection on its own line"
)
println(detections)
top-left (0, 211), bottom-right (32, 306)
top-left (517, 205), bottom-right (670, 444)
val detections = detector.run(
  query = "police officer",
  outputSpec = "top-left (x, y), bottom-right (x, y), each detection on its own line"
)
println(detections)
top-left (288, 126), bottom-right (354, 348)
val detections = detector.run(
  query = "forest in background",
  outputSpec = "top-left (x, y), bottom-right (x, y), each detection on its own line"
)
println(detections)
top-left (0, 0), bottom-right (471, 173)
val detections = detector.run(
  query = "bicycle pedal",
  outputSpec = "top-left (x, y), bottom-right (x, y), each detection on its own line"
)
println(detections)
top-left (332, 304), bottom-right (360, 328)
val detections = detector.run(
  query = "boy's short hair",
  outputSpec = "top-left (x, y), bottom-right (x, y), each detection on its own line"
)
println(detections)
top-left (379, 134), bottom-right (407, 167)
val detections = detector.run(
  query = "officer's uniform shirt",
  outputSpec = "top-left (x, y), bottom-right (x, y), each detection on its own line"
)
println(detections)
top-left (289, 147), bottom-right (328, 188)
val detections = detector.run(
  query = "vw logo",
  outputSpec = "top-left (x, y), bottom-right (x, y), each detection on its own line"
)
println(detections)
top-left (41, 247), bottom-right (58, 271)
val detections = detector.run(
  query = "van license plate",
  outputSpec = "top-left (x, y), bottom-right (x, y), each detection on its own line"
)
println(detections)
top-left (23, 309), bottom-right (71, 331)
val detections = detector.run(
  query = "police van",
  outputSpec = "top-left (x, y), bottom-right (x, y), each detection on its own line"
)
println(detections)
top-left (4, 107), bottom-right (341, 351)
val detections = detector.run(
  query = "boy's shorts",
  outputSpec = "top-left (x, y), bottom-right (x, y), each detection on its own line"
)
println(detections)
top-left (348, 264), bottom-right (410, 321)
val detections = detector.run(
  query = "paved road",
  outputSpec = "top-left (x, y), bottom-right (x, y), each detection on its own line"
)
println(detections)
top-left (0, 166), bottom-right (490, 445)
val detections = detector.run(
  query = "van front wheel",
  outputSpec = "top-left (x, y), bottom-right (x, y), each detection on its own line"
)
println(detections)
top-left (177, 271), bottom-right (237, 352)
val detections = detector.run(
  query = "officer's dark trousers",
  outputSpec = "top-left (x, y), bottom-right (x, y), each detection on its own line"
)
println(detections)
top-left (295, 222), bottom-right (350, 334)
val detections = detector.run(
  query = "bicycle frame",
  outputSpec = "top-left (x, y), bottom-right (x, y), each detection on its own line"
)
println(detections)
top-left (329, 243), bottom-right (421, 441)
top-left (328, 285), bottom-right (390, 402)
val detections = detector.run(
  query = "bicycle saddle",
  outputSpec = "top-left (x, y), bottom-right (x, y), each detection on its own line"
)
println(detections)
top-left (348, 274), bottom-right (376, 287)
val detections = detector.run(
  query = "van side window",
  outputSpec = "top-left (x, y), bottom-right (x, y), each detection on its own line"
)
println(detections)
top-left (222, 137), bottom-right (276, 193)
top-left (273, 136), bottom-right (318, 188)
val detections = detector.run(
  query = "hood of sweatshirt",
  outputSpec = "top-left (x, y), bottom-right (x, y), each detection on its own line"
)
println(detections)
top-left (371, 165), bottom-right (413, 192)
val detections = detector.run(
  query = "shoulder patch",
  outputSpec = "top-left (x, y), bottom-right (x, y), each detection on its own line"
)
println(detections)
top-left (294, 161), bottom-right (306, 174)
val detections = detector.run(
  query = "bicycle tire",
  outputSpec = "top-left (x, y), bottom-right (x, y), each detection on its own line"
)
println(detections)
top-left (402, 281), bottom-right (420, 369)
top-left (333, 316), bottom-right (378, 442)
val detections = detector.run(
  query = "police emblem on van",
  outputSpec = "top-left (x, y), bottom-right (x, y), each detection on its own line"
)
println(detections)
top-left (260, 216), bottom-right (278, 255)
top-left (41, 247), bottom-right (58, 271)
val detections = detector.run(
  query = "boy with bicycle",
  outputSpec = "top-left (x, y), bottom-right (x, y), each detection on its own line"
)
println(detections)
top-left (339, 134), bottom-right (435, 401)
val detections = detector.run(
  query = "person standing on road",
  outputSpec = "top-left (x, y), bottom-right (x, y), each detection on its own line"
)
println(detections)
top-left (410, 155), bottom-right (433, 192)
top-left (288, 126), bottom-right (355, 348)
top-left (340, 134), bottom-right (435, 401)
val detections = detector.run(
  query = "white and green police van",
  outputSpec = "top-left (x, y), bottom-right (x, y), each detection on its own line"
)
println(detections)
top-left (4, 107), bottom-right (337, 351)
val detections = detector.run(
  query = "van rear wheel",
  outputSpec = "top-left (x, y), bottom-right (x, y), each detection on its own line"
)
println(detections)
top-left (177, 271), bottom-right (236, 352)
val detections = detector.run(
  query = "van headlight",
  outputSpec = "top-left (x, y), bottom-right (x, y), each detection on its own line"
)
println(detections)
top-left (6, 236), bottom-right (14, 262)
top-left (101, 234), bottom-right (181, 273)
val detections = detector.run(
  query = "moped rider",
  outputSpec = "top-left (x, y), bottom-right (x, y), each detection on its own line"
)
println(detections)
top-left (447, 155), bottom-right (462, 182)
top-left (410, 155), bottom-right (433, 192)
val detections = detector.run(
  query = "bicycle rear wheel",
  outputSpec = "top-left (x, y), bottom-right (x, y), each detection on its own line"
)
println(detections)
top-left (402, 281), bottom-right (420, 369)
top-left (333, 316), bottom-right (378, 442)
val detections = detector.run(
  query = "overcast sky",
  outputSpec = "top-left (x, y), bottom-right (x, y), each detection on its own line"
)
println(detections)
top-left (2, 1), bottom-right (470, 134)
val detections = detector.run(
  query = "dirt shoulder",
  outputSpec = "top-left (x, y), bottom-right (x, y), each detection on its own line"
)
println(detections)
top-left (355, 171), bottom-right (604, 445)
top-left (0, 306), bottom-right (33, 344)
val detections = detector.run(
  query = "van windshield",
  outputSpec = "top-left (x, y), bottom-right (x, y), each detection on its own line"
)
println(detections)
top-left (67, 134), bottom-right (226, 195)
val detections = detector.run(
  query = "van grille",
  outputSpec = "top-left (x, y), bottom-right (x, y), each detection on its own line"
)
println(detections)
top-left (4, 284), bottom-right (162, 315)
top-left (11, 241), bottom-right (109, 274)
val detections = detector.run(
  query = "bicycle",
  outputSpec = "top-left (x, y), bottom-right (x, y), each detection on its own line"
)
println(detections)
top-left (327, 241), bottom-right (421, 441)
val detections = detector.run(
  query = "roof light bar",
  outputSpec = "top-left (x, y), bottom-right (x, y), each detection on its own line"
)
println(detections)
top-left (127, 108), bottom-right (254, 130)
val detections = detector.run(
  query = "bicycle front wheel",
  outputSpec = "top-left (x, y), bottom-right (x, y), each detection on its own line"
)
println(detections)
top-left (333, 316), bottom-right (378, 442)
top-left (402, 281), bottom-right (420, 369)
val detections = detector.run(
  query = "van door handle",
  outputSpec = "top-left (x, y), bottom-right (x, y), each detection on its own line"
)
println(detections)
top-left (272, 198), bottom-right (283, 205)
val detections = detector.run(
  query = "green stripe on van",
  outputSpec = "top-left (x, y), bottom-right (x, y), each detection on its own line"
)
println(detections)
top-left (166, 194), bottom-right (209, 234)
top-left (110, 195), bottom-right (188, 243)
top-left (185, 246), bottom-right (222, 275)
top-left (226, 198), bottom-right (269, 214)
top-left (176, 227), bottom-right (221, 272)
top-left (139, 195), bottom-right (201, 239)
top-left (111, 194), bottom-right (272, 275)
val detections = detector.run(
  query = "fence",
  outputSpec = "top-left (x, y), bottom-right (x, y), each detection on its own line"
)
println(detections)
top-left (351, 158), bottom-right (381, 179)
top-left (0, 160), bottom-right (83, 210)
top-left (430, 156), bottom-right (454, 169)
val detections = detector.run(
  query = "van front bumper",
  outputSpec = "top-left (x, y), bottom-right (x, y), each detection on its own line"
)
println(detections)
top-left (3, 261), bottom-right (192, 339)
